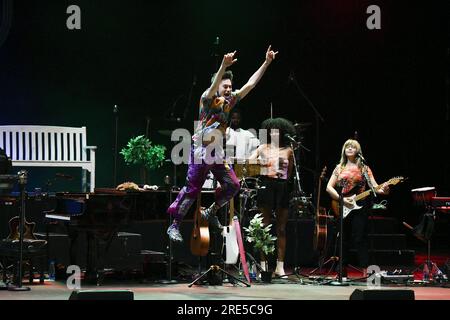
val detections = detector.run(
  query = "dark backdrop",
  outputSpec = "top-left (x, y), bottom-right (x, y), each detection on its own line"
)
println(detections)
top-left (1, 0), bottom-right (449, 238)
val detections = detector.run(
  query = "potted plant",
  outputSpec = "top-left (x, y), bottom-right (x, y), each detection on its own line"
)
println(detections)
top-left (244, 213), bottom-right (277, 283)
top-left (120, 135), bottom-right (166, 184)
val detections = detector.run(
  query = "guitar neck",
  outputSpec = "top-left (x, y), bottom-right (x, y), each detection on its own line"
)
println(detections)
top-left (228, 198), bottom-right (234, 224)
top-left (316, 180), bottom-right (322, 216)
top-left (354, 190), bottom-right (371, 202)
top-left (354, 183), bottom-right (385, 202)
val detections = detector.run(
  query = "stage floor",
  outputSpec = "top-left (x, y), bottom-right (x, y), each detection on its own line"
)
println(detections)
top-left (1, 272), bottom-right (449, 300)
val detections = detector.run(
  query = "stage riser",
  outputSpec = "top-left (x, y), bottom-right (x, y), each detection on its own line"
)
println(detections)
top-left (365, 234), bottom-right (407, 250)
top-left (23, 220), bottom-right (416, 270)
top-left (348, 249), bottom-right (415, 266)
top-left (35, 232), bottom-right (143, 272)
top-left (367, 217), bottom-right (398, 234)
top-left (2, 193), bottom-right (414, 270)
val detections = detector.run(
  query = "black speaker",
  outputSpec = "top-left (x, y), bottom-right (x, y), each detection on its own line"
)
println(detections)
top-left (350, 289), bottom-right (415, 300)
top-left (69, 290), bottom-right (134, 300)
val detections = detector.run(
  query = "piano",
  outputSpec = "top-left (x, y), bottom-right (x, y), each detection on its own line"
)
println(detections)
top-left (44, 188), bottom-right (172, 284)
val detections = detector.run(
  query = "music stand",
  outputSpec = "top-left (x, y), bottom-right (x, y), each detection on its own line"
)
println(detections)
top-left (404, 187), bottom-right (444, 282)
top-left (2, 171), bottom-right (31, 291)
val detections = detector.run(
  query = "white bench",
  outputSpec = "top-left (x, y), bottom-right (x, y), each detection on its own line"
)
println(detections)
top-left (0, 125), bottom-right (96, 192)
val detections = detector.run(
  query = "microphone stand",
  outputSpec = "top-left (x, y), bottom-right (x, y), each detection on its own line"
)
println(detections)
top-left (289, 71), bottom-right (325, 206)
top-left (182, 75), bottom-right (197, 122)
top-left (8, 170), bottom-right (31, 291)
top-left (361, 161), bottom-right (377, 198)
top-left (142, 116), bottom-right (152, 185)
top-left (290, 141), bottom-right (304, 196)
top-left (113, 105), bottom-right (119, 187)
top-left (156, 177), bottom-right (178, 284)
top-left (329, 189), bottom-right (349, 286)
top-left (290, 141), bottom-right (305, 275)
top-left (361, 159), bottom-right (376, 267)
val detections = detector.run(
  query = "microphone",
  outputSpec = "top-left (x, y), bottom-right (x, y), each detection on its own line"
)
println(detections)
top-left (213, 36), bottom-right (220, 57)
top-left (357, 153), bottom-right (367, 164)
top-left (284, 133), bottom-right (298, 144)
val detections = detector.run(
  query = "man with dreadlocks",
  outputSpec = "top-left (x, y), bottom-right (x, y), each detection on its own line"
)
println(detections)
top-left (250, 117), bottom-right (295, 278)
top-left (166, 46), bottom-right (278, 242)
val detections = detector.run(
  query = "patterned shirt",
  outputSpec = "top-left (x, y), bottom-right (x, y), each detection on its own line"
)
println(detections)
top-left (192, 91), bottom-right (240, 145)
top-left (332, 164), bottom-right (373, 196)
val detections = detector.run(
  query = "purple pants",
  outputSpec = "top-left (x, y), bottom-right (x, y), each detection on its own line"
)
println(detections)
top-left (167, 149), bottom-right (240, 221)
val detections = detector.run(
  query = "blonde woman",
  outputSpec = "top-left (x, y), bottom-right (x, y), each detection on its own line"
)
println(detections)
top-left (326, 139), bottom-right (389, 277)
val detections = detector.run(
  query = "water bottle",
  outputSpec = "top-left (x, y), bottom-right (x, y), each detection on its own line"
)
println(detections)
top-left (249, 263), bottom-right (256, 280)
top-left (422, 263), bottom-right (429, 282)
top-left (48, 260), bottom-right (56, 281)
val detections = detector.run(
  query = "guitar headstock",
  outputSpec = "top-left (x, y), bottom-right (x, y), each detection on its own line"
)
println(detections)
top-left (320, 166), bottom-right (327, 181)
top-left (387, 176), bottom-right (405, 186)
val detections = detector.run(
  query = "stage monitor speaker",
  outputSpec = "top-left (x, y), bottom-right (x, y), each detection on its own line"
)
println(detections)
top-left (350, 289), bottom-right (415, 300)
top-left (69, 290), bottom-right (134, 300)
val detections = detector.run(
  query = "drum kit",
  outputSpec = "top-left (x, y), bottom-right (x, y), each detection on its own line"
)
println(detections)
top-left (229, 120), bottom-right (315, 224)
top-left (231, 160), bottom-right (262, 224)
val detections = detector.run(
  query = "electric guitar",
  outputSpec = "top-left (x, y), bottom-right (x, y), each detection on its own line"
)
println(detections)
top-left (222, 198), bottom-right (239, 264)
top-left (190, 193), bottom-right (210, 256)
top-left (313, 166), bottom-right (327, 253)
top-left (331, 176), bottom-right (404, 219)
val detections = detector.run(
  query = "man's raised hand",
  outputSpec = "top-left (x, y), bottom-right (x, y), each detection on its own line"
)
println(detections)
top-left (222, 51), bottom-right (237, 68)
top-left (265, 45), bottom-right (279, 63)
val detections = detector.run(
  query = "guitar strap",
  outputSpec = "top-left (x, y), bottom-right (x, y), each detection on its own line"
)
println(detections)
top-left (362, 165), bottom-right (377, 199)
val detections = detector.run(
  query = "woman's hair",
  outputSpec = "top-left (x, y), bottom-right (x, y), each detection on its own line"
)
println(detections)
top-left (261, 117), bottom-right (296, 147)
top-left (338, 139), bottom-right (364, 168)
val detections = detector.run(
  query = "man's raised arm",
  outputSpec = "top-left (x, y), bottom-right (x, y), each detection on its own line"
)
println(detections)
top-left (204, 51), bottom-right (237, 100)
top-left (236, 45), bottom-right (278, 100)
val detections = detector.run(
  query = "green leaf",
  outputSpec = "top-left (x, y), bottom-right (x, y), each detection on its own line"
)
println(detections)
top-left (244, 213), bottom-right (276, 258)
top-left (120, 135), bottom-right (166, 170)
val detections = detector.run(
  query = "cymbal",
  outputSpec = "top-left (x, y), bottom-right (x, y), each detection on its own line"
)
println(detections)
top-left (294, 122), bottom-right (312, 128)
top-left (293, 122), bottom-right (312, 132)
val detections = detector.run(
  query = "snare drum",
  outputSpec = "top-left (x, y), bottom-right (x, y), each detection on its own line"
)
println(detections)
top-left (411, 187), bottom-right (436, 207)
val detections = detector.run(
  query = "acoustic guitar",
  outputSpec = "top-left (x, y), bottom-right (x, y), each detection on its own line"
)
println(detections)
top-left (222, 198), bottom-right (239, 264)
top-left (313, 166), bottom-right (327, 253)
top-left (7, 216), bottom-right (37, 241)
top-left (190, 193), bottom-right (210, 256)
top-left (331, 176), bottom-right (404, 219)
